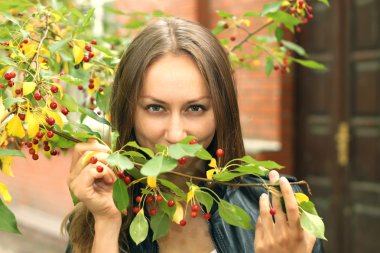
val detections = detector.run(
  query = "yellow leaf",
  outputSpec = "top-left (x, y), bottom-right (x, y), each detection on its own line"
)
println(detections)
top-left (0, 66), bottom-right (9, 78)
top-left (0, 156), bottom-right (14, 177)
top-left (206, 169), bottom-right (217, 180)
top-left (73, 45), bottom-right (84, 64)
top-left (147, 176), bottom-right (157, 188)
top-left (0, 182), bottom-right (12, 203)
top-left (6, 115), bottom-right (25, 138)
top-left (73, 39), bottom-right (86, 49)
top-left (172, 201), bottom-right (184, 224)
top-left (25, 111), bottom-right (40, 138)
top-left (208, 158), bottom-right (217, 169)
top-left (282, 1), bottom-right (291, 6)
top-left (83, 62), bottom-right (93, 71)
top-left (0, 96), bottom-right (5, 120)
top-left (0, 130), bottom-right (7, 146)
top-left (187, 184), bottom-right (199, 203)
top-left (22, 82), bottom-right (37, 96)
top-left (238, 19), bottom-right (251, 27)
top-left (295, 192), bottom-right (309, 204)
top-left (23, 42), bottom-right (38, 59)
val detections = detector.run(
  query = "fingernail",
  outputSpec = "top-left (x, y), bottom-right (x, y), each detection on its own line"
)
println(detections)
top-left (269, 170), bottom-right (276, 179)
top-left (280, 177), bottom-right (288, 184)
top-left (260, 193), bottom-right (267, 199)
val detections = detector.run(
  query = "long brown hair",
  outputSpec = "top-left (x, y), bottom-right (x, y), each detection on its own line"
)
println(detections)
top-left (63, 17), bottom-right (245, 252)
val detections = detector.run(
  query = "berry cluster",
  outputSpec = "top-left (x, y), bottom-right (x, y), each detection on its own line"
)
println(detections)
top-left (82, 40), bottom-right (97, 63)
top-left (1, 72), bottom-right (16, 88)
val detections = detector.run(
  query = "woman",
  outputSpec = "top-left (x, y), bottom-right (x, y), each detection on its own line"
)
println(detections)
top-left (64, 17), bottom-right (324, 253)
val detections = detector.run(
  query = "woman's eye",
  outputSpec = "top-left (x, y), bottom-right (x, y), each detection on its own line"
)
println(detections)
top-left (188, 105), bottom-right (206, 112)
top-left (146, 104), bottom-right (164, 112)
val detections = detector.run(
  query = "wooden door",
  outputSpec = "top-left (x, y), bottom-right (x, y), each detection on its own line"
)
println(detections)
top-left (295, 1), bottom-right (380, 252)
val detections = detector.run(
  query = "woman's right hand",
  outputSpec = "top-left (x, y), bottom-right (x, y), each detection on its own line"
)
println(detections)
top-left (67, 139), bottom-right (119, 219)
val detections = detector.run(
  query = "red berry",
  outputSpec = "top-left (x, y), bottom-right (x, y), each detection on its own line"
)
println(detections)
top-left (26, 142), bottom-right (32, 148)
top-left (96, 165), bottom-right (104, 173)
top-left (50, 102), bottom-right (58, 110)
top-left (167, 200), bottom-right (175, 207)
top-left (216, 148), bottom-right (224, 157)
top-left (178, 157), bottom-right (187, 165)
top-left (146, 196), bottom-right (153, 203)
top-left (98, 87), bottom-right (103, 92)
top-left (34, 92), bottom-right (42, 100)
top-left (189, 139), bottom-right (197, 145)
top-left (43, 145), bottom-right (50, 151)
top-left (61, 107), bottom-right (69, 115)
top-left (47, 131), bottom-right (54, 138)
top-left (133, 206), bottom-right (140, 214)
top-left (83, 56), bottom-right (90, 62)
top-left (90, 156), bottom-right (98, 164)
top-left (78, 85), bottom-right (83, 90)
top-left (88, 83), bottom-right (94, 89)
top-left (8, 81), bottom-right (14, 87)
top-left (136, 196), bottom-right (142, 203)
top-left (179, 220), bottom-right (186, 226)
top-left (50, 149), bottom-right (58, 156)
top-left (89, 52), bottom-right (95, 58)
top-left (307, 14), bottom-right (314, 19)
top-left (23, 39), bottom-right (29, 44)
top-left (0, 83), bottom-right (5, 89)
top-left (204, 213), bottom-right (212, 220)
top-left (223, 23), bottom-right (229, 29)
top-left (150, 208), bottom-right (157, 216)
top-left (191, 204), bottom-right (200, 212)
top-left (4, 73), bottom-right (11, 80)
top-left (230, 36), bottom-right (236, 42)
top-left (15, 89), bottom-right (21, 95)
top-left (296, 27), bottom-right (302, 33)
top-left (51, 86), bottom-right (58, 93)
top-left (36, 131), bottom-right (44, 139)
top-left (32, 154), bottom-right (39, 160)
top-left (18, 113), bottom-right (25, 121)
top-left (117, 170), bottom-right (124, 178)
top-left (270, 208), bottom-right (276, 216)
top-left (191, 211), bottom-right (198, 218)
top-left (10, 72), bottom-right (16, 78)
top-left (307, 6), bottom-right (313, 12)
top-left (290, 8), bottom-right (296, 14)
top-left (32, 139), bottom-right (39, 145)
top-left (90, 40), bottom-right (97, 45)
top-left (29, 148), bottom-right (35, 155)
top-left (85, 45), bottom-right (92, 52)
top-left (45, 117), bottom-right (55, 125)
top-left (156, 195), bottom-right (163, 202)
top-left (123, 176), bottom-right (131, 184)
top-left (89, 78), bottom-right (94, 83)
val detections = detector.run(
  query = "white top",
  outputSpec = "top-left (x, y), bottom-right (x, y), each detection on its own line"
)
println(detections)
top-left (210, 250), bottom-right (217, 253)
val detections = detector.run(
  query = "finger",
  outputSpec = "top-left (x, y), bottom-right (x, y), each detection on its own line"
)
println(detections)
top-left (255, 216), bottom-right (264, 241)
top-left (279, 176), bottom-right (301, 229)
top-left (71, 151), bottom-right (111, 181)
top-left (71, 140), bottom-right (111, 169)
top-left (258, 193), bottom-right (274, 230)
top-left (269, 170), bottom-right (286, 223)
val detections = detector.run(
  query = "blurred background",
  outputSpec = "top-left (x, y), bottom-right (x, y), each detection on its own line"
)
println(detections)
top-left (0, 0), bottom-right (379, 253)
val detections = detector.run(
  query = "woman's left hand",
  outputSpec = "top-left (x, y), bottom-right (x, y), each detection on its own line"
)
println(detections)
top-left (254, 170), bottom-right (316, 253)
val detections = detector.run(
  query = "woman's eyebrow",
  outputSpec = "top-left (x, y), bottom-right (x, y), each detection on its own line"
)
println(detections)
top-left (139, 95), bottom-right (211, 104)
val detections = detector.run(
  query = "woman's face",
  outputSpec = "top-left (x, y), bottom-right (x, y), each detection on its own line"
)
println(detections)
top-left (134, 54), bottom-right (216, 150)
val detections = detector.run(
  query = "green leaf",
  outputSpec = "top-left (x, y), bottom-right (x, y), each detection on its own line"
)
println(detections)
top-left (234, 165), bottom-right (268, 177)
top-left (218, 199), bottom-right (253, 230)
top-left (159, 179), bottom-right (186, 199)
top-left (265, 57), bottom-right (274, 76)
top-left (69, 188), bottom-right (79, 206)
top-left (57, 75), bottom-right (84, 85)
top-left (178, 136), bottom-right (197, 144)
top-left (195, 147), bottom-right (213, 160)
top-left (82, 8), bottom-right (95, 27)
top-left (154, 144), bottom-right (167, 153)
top-left (157, 192), bottom-right (176, 218)
top-left (126, 141), bottom-right (154, 158)
top-left (49, 38), bottom-right (70, 55)
top-left (78, 107), bottom-right (110, 125)
top-left (140, 156), bottom-right (177, 177)
top-left (299, 200), bottom-right (318, 216)
top-left (0, 149), bottom-right (25, 157)
top-left (107, 152), bottom-right (134, 170)
top-left (275, 27), bottom-right (284, 43)
top-left (212, 26), bottom-right (225, 35)
top-left (195, 190), bottom-right (214, 213)
top-left (111, 131), bottom-right (119, 151)
top-left (168, 143), bottom-right (202, 160)
top-left (241, 156), bottom-right (283, 169)
top-left (293, 59), bottom-right (327, 70)
top-left (0, 0), bottom-right (33, 13)
top-left (266, 11), bottom-right (302, 32)
top-left (282, 41), bottom-right (306, 56)
top-left (243, 11), bottom-right (260, 17)
top-left (130, 210), bottom-right (149, 245)
top-left (300, 210), bottom-right (327, 240)
top-left (261, 2), bottom-right (282, 16)
top-left (113, 178), bottom-right (129, 213)
top-left (0, 198), bottom-right (21, 234)
top-left (92, 44), bottom-right (114, 57)
top-left (318, 0), bottom-right (330, 6)
top-left (216, 10), bottom-right (234, 19)
top-left (55, 136), bottom-right (76, 148)
top-left (213, 171), bottom-right (245, 182)
top-left (150, 211), bottom-right (170, 241)
top-left (4, 97), bottom-right (24, 110)
top-left (96, 86), bottom-right (111, 113)
top-left (125, 19), bottom-right (146, 29)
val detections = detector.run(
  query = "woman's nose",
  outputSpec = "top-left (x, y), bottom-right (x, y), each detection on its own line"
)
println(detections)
top-left (165, 115), bottom-right (187, 145)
